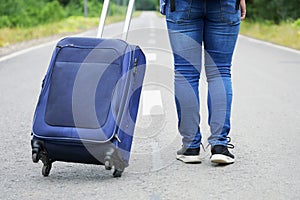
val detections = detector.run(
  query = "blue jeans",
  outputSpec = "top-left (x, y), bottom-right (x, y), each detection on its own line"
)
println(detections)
top-left (165, 0), bottom-right (241, 148)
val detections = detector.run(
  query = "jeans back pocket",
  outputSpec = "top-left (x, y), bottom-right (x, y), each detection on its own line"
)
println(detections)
top-left (220, 0), bottom-right (240, 25)
top-left (166, 0), bottom-right (193, 23)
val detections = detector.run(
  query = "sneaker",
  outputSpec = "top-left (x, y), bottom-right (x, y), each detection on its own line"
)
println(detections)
top-left (176, 147), bottom-right (201, 163)
top-left (210, 145), bottom-right (235, 164)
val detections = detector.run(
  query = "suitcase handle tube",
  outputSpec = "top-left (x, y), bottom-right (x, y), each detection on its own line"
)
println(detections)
top-left (97, 0), bottom-right (110, 38)
top-left (97, 0), bottom-right (135, 40)
top-left (121, 0), bottom-right (135, 40)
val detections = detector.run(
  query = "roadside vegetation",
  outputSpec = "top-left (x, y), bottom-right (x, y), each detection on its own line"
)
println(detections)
top-left (0, 0), bottom-right (131, 47)
top-left (240, 0), bottom-right (299, 50)
top-left (240, 19), bottom-right (300, 50)
top-left (0, 0), bottom-right (299, 50)
top-left (0, 15), bottom-right (133, 47)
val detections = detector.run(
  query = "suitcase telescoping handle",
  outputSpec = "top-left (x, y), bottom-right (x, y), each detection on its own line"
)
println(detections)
top-left (96, 0), bottom-right (135, 40)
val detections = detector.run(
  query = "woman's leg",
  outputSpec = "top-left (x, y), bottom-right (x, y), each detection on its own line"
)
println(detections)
top-left (204, 0), bottom-right (240, 163)
top-left (166, 0), bottom-right (205, 149)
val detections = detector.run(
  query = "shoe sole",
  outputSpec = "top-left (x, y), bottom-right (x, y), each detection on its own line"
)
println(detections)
top-left (176, 155), bottom-right (201, 164)
top-left (210, 154), bottom-right (235, 164)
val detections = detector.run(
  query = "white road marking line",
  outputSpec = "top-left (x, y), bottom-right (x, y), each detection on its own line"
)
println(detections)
top-left (148, 39), bottom-right (156, 45)
top-left (151, 140), bottom-right (163, 171)
top-left (0, 32), bottom-right (90, 63)
top-left (149, 33), bottom-right (156, 37)
top-left (0, 41), bottom-right (57, 63)
top-left (145, 53), bottom-right (157, 62)
top-left (142, 90), bottom-right (164, 116)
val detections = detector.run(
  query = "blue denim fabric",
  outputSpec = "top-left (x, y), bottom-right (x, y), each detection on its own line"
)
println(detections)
top-left (165, 0), bottom-right (240, 148)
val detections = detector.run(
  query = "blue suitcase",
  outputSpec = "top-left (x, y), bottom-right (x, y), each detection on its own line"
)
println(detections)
top-left (31, 0), bottom-right (145, 177)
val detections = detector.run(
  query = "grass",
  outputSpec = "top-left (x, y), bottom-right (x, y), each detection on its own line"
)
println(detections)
top-left (0, 12), bottom-right (141, 47)
top-left (1, 13), bottom-right (299, 51)
top-left (240, 19), bottom-right (300, 50)
top-left (0, 16), bottom-right (97, 47)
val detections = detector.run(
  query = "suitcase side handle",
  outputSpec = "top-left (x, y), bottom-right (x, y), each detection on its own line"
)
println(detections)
top-left (96, 0), bottom-right (135, 41)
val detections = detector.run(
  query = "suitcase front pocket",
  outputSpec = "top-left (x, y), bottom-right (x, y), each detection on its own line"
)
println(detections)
top-left (45, 47), bottom-right (122, 129)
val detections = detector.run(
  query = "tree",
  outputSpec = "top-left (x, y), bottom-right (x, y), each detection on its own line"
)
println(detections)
top-left (135, 0), bottom-right (157, 10)
top-left (246, 0), bottom-right (300, 23)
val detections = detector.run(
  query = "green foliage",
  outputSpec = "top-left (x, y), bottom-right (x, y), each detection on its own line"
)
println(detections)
top-left (0, 0), bottom-right (108, 28)
top-left (0, 0), bottom-right (66, 28)
top-left (58, 0), bottom-right (71, 6)
top-left (1, 0), bottom-right (41, 27)
top-left (292, 18), bottom-right (300, 28)
top-left (246, 0), bottom-right (300, 23)
top-left (240, 20), bottom-right (300, 50)
top-left (87, 0), bottom-right (103, 17)
top-left (64, 0), bottom-right (86, 16)
top-left (0, 0), bottom-right (159, 28)
top-left (39, 1), bottom-right (66, 24)
top-left (135, 0), bottom-right (158, 11)
top-left (0, 16), bottom-right (12, 28)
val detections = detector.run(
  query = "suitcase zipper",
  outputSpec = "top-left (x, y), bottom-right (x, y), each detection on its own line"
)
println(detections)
top-left (133, 57), bottom-right (138, 76)
top-left (56, 43), bottom-right (123, 53)
top-left (57, 44), bottom-right (74, 48)
top-left (113, 49), bottom-right (139, 144)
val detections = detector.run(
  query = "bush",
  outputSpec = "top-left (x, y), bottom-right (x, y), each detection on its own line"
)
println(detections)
top-left (64, 0), bottom-right (84, 16)
top-left (0, 0), bottom-right (67, 27)
top-left (38, 1), bottom-right (66, 24)
top-left (246, 0), bottom-right (300, 23)
top-left (293, 19), bottom-right (300, 28)
top-left (87, 0), bottom-right (103, 17)
top-left (0, 16), bottom-right (12, 28)
top-left (136, 0), bottom-right (157, 10)
top-left (0, 0), bottom-right (128, 28)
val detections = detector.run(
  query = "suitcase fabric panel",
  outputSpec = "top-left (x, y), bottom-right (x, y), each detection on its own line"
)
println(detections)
top-left (33, 38), bottom-right (130, 142)
top-left (115, 47), bottom-right (146, 161)
top-left (32, 37), bottom-right (146, 167)
top-left (45, 47), bottom-right (122, 129)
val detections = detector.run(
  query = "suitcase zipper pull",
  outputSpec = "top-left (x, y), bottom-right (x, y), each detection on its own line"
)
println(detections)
top-left (57, 44), bottom-right (74, 48)
top-left (114, 134), bottom-right (121, 143)
top-left (133, 58), bottom-right (138, 75)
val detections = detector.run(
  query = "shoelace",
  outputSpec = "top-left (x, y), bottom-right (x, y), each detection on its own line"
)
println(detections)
top-left (226, 137), bottom-right (235, 149)
top-left (202, 137), bottom-right (235, 152)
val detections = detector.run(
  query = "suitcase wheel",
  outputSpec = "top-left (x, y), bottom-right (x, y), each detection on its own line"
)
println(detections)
top-left (31, 139), bottom-right (54, 177)
top-left (104, 147), bottom-right (125, 177)
top-left (104, 157), bottom-right (123, 177)
top-left (32, 152), bottom-right (40, 163)
top-left (40, 153), bottom-right (53, 177)
top-left (31, 139), bottom-right (43, 163)
top-left (113, 169), bottom-right (123, 178)
top-left (104, 160), bottom-right (112, 170)
top-left (42, 163), bottom-right (52, 177)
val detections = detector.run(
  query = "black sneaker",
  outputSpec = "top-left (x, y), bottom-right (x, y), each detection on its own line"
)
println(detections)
top-left (210, 145), bottom-right (235, 164)
top-left (176, 147), bottom-right (201, 163)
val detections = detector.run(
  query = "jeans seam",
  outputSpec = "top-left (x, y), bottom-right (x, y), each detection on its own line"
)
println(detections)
top-left (204, 0), bottom-right (207, 15)
top-left (187, 0), bottom-right (193, 19)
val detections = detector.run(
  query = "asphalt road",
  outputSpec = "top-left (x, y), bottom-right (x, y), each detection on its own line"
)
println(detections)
top-left (0, 12), bottom-right (299, 200)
